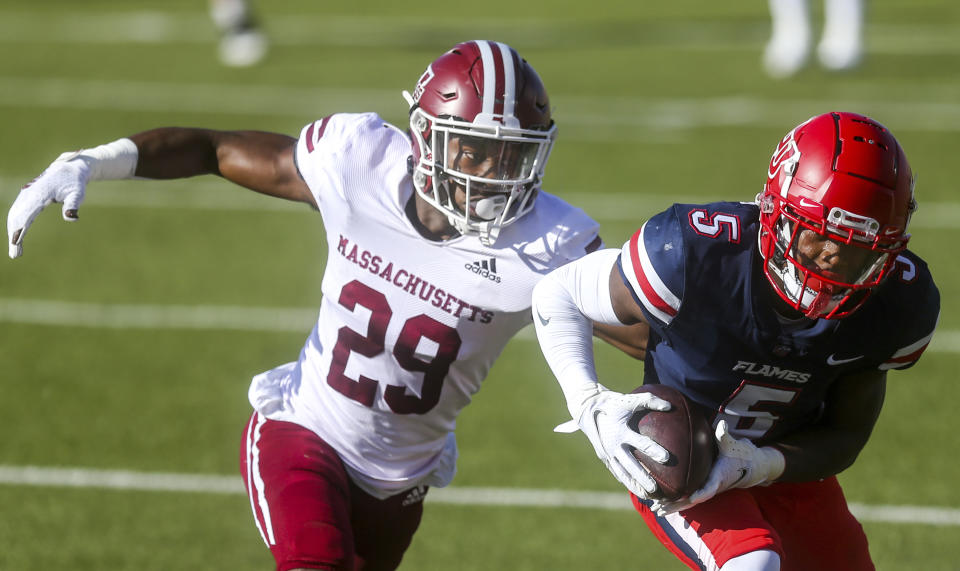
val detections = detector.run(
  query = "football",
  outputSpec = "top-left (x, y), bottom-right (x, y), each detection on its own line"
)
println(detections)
top-left (629, 384), bottom-right (717, 500)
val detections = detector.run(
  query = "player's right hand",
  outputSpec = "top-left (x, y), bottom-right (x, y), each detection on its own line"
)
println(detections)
top-left (652, 420), bottom-right (786, 516)
top-left (556, 388), bottom-right (671, 499)
top-left (8, 152), bottom-right (89, 259)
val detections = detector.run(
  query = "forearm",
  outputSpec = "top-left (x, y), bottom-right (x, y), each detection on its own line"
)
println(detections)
top-left (128, 128), bottom-right (310, 204)
top-left (774, 423), bottom-right (874, 482)
top-left (773, 370), bottom-right (885, 482)
top-left (129, 128), bottom-right (222, 179)
top-left (131, 128), bottom-right (294, 178)
top-left (532, 249), bottom-right (623, 418)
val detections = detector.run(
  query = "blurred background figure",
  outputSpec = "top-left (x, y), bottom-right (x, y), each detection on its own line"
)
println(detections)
top-left (764, 0), bottom-right (864, 77)
top-left (209, 0), bottom-right (268, 67)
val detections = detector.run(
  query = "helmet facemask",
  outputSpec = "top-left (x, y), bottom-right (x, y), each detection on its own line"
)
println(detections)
top-left (408, 106), bottom-right (555, 245)
top-left (758, 191), bottom-right (902, 319)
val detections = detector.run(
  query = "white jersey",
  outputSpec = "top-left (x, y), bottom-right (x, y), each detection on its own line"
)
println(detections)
top-left (248, 112), bottom-right (600, 497)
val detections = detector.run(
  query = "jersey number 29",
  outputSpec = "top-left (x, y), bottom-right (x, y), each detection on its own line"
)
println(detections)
top-left (327, 280), bottom-right (463, 414)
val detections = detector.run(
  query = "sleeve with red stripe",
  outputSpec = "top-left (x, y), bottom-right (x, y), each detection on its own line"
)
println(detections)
top-left (293, 115), bottom-right (338, 207)
top-left (880, 314), bottom-right (938, 371)
top-left (617, 208), bottom-right (685, 326)
top-left (294, 113), bottom-right (381, 207)
top-left (877, 252), bottom-right (940, 371)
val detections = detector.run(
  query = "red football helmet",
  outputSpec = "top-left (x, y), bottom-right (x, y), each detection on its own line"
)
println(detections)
top-left (757, 111), bottom-right (916, 319)
top-left (403, 40), bottom-right (556, 245)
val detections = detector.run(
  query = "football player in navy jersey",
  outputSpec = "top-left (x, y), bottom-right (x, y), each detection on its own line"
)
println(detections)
top-left (7, 41), bottom-right (651, 570)
top-left (533, 111), bottom-right (939, 570)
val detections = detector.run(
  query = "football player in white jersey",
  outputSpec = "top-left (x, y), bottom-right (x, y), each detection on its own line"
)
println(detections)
top-left (7, 40), bottom-right (649, 570)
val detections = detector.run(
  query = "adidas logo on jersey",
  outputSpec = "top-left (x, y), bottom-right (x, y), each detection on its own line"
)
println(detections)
top-left (401, 485), bottom-right (428, 507)
top-left (465, 258), bottom-right (502, 283)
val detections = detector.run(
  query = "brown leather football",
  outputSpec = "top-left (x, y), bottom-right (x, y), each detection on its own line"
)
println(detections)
top-left (629, 384), bottom-right (717, 500)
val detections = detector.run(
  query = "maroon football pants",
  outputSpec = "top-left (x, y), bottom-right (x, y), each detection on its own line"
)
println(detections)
top-left (240, 412), bottom-right (427, 570)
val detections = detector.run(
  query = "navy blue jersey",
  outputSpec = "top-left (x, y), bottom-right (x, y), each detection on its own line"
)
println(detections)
top-left (617, 201), bottom-right (939, 444)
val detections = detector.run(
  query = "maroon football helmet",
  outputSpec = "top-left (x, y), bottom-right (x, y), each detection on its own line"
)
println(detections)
top-left (757, 111), bottom-right (916, 319)
top-left (403, 40), bottom-right (556, 245)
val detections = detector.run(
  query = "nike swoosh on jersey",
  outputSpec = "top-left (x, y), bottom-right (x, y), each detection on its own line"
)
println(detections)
top-left (826, 354), bottom-right (864, 366)
top-left (536, 307), bottom-right (551, 327)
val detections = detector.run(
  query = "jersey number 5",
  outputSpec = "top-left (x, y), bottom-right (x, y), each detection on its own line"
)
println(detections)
top-left (326, 280), bottom-right (462, 415)
top-left (717, 382), bottom-right (800, 439)
top-left (688, 209), bottom-right (741, 243)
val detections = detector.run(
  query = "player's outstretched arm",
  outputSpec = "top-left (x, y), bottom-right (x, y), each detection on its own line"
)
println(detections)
top-left (8, 128), bottom-right (314, 259)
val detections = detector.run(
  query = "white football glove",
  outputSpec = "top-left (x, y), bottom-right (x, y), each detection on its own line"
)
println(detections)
top-left (653, 420), bottom-right (785, 515)
top-left (556, 388), bottom-right (671, 499)
top-left (8, 138), bottom-right (138, 259)
top-left (7, 151), bottom-right (93, 259)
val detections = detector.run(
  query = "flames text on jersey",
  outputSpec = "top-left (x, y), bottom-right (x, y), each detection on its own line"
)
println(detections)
top-left (337, 235), bottom-right (494, 323)
top-left (731, 361), bottom-right (811, 383)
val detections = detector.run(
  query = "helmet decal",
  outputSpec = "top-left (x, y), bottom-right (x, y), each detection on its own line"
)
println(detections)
top-left (475, 40), bottom-right (518, 127)
top-left (411, 65), bottom-right (435, 105)
top-left (767, 127), bottom-right (802, 198)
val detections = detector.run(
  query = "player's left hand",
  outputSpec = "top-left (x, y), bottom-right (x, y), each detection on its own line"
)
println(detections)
top-left (652, 420), bottom-right (785, 515)
top-left (7, 151), bottom-right (89, 259)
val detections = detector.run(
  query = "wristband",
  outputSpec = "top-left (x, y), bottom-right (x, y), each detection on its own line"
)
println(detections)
top-left (68, 138), bottom-right (139, 181)
top-left (757, 445), bottom-right (786, 484)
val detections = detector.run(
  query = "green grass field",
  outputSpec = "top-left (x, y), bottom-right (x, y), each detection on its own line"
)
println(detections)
top-left (1, 1), bottom-right (958, 569)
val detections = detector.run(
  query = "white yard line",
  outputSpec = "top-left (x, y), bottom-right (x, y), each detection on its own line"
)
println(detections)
top-left (0, 464), bottom-right (957, 526)
top-left (0, 298), bottom-right (958, 354)
top-left (0, 298), bottom-right (317, 333)
top-left (3, 76), bottom-right (960, 137)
